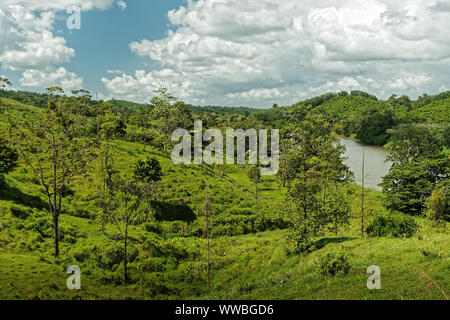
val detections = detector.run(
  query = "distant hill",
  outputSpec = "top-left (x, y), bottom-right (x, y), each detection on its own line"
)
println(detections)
top-left (107, 99), bottom-right (143, 110)
top-left (281, 90), bottom-right (449, 145)
top-left (1, 88), bottom-right (448, 126)
top-left (0, 89), bottom-right (50, 109)
top-left (189, 105), bottom-right (262, 115)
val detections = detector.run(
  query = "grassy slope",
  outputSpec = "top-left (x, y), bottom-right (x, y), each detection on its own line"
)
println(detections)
top-left (403, 97), bottom-right (450, 123)
top-left (0, 98), bottom-right (448, 300)
top-left (319, 96), bottom-right (388, 120)
top-left (313, 94), bottom-right (450, 125)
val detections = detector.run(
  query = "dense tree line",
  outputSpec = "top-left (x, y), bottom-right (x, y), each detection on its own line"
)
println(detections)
top-left (381, 124), bottom-right (449, 220)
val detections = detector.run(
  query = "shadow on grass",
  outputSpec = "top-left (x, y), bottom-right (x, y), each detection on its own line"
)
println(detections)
top-left (314, 236), bottom-right (357, 250)
top-left (0, 176), bottom-right (46, 210)
top-left (151, 200), bottom-right (196, 223)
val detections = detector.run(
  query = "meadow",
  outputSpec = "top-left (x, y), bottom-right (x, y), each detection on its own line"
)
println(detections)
top-left (0, 93), bottom-right (448, 300)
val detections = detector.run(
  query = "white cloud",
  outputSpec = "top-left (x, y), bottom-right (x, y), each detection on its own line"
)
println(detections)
top-left (227, 88), bottom-right (285, 101)
top-left (103, 0), bottom-right (450, 107)
top-left (102, 69), bottom-right (203, 103)
top-left (3, 0), bottom-right (117, 11)
top-left (0, 1), bottom-right (118, 92)
top-left (116, 0), bottom-right (126, 10)
top-left (388, 72), bottom-right (432, 90)
top-left (106, 69), bottom-right (125, 74)
top-left (20, 67), bottom-right (83, 91)
top-left (0, 5), bottom-right (75, 71)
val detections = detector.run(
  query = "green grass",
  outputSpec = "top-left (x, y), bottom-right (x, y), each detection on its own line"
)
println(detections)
top-left (0, 215), bottom-right (448, 300)
top-left (0, 98), bottom-right (448, 300)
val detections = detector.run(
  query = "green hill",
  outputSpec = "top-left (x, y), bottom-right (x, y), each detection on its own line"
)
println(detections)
top-left (398, 98), bottom-right (450, 124)
top-left (0, 96), bottom-right (448, 300)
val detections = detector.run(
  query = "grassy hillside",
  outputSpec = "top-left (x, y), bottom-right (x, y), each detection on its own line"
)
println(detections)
top-left (318, 95), bottom-right (388, 120)
top-left (0, 97), bottom-right (448, 300)
top-left (398, 97), bottom-right (450, 124)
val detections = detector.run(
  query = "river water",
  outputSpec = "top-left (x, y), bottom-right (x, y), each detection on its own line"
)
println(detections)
top-left (339, 137), bottom-right (392, 190)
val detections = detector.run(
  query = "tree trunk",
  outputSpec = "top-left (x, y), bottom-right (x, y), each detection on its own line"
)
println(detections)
top-left (123, 201), bottom-right (128, 283)
top-left (361, 147), bottom-right (365, 239)
top-left (255, 183), bottom-right (258, 215)
top-left (52, 140), bottom-right (60, 257)
top-left (53, 214), bottom-right (59, 258)
top-left (205, 184), bottom-right (210, 290)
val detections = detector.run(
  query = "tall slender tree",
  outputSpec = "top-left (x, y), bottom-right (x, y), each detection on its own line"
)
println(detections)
top-left (10, 92), bottom-right (94, 257)
top-left (361, 147), bottom-right (365, 239)
top-left (203, 182), bottom-right (211, 290)
top-left (99, 158), bottom-right (162, 282)
top-left (283, 114), bottom-right (351, 252)
top-left (150, 88), bottom-right (193, 151)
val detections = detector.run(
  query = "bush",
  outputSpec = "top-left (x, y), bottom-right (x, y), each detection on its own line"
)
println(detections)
top-left (69, 246), bottom-right (91, 263)
top-left (203, 214), bottom-right (289, 237)
top-left (318, 251), bottom-right (351, 276)
top-left (92, 243), bottom-right (126, 270)
top-left (419, 247), bottom-right (442, 259)
top-left (59, 223), bottom-right (87, 244)
top-left (10, 205), bottom-right (31, 220)
top-left (144, 221), bottom-right (163, 234)
top-left (366, 212), bottom-right (419, 238)
top-left (228, 207), bottom-right (254, 215)
top-left (17, 213), bottom-right (53, 238)
top-left (139, 257), bottom-right (167, 272)
top-left (426, 186), bottom-right (448, 222)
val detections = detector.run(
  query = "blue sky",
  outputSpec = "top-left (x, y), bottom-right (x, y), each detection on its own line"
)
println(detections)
top-left (53, 0), bottom-right (183, 97)
top-left (1, 0), bottom-right (450, 107)
top-left (1, 0), bottom-right (185, 101)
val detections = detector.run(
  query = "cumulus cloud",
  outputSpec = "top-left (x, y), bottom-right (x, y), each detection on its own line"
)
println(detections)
top-left (3, 0), bottom-right (117, 11)
top-left (102, 69), bottom-right (204, 103)
top-left (116, 0), bottom-right (126, 11)
top-left (103, 0), bottom-right (450, 107)
top-left (227, 88), bottom-right (286, 101)
top-left (0, 1), bottom-right (119, 91)
top-left (387, 72), bottom-right (432, 90)
top-left (20, 67), bottom-right (83, 91)
top-left (0, 5), bottom-right (75, 71)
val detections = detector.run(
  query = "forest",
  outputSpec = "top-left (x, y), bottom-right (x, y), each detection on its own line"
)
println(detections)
top-left (0, 77), bottom-right (448, 300)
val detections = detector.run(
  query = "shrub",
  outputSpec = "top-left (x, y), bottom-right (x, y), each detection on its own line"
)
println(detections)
top-left (318, 251), bottom-right (351, 276)
top-left (10, 205), bottom-right (31, 220)
top-left (59, 223), bottom-right (87, 243)
top-left (204, 214), bottom-right (289, 237)
top-left (17, 213), bottom-right (53, 238)
top-left (426, 187), bottom-right (446, 222)
top-left (93, 244), bottom-right (123, 269)
top-left (366, 212), bottom-right (419, 238)
top-left (419, 247), bottom-right (442, 259)
top-left (144, 221), bottom-right (163, 234)
top-left (139, 257), bottom-right (167, 272)
top-left (69, 246), bottom-right (91, 263)
top-left (228, 207), bottom-right (254, 215)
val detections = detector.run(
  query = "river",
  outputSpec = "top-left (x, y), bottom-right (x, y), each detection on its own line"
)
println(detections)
top-left (339, 137), bottom-right (392, 190)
